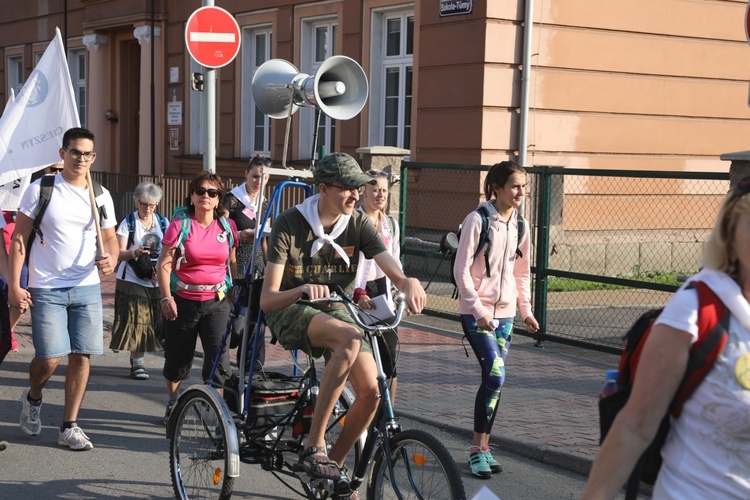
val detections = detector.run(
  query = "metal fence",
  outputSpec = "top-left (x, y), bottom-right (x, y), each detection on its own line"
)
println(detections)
top-left (400, 162), bottom-right (730, 353)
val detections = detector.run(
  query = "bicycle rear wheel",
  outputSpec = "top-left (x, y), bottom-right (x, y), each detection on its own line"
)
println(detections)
top-left (169, 389), bottom-right (235, 500)
top-left (366, 429), bottom-right (465, 500)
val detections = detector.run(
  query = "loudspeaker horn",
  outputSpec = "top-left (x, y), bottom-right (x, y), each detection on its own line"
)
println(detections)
top-left (252, 55), bottom-right (369, 121)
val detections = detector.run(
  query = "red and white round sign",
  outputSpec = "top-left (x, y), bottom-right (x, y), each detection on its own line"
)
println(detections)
top-left (185, 6), bottom-right (241, 69)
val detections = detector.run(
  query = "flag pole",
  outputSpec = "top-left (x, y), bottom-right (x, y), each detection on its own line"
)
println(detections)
top-left (85, 169), bottom-right (104, 259)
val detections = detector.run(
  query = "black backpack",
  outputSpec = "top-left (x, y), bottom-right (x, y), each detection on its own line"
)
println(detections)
top-left (449, 206), bottom-right (525, 299)
top-left (120, 211), bottom-right (170, 281)
top-left (26, 174), bottom-right (107, 264)
top-left (598, 281), bottom-right (728, 499)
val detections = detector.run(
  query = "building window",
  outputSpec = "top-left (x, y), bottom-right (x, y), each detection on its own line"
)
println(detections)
top-left (369, 10), bottom-right (413, 150)
top-left (8, 55), bottom-right (23, 96)
top-left (300, 19), bottom-right (337, 161)
top-left (241, 28), bottom-right (272, 158)
top-left (189, 58), bottom-right (205, 155)
top-left (67, 49), bottom-right (87, 127)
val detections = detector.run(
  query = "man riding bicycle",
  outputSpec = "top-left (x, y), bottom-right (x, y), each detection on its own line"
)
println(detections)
top-left (260, 152), bottom-right (426, 497)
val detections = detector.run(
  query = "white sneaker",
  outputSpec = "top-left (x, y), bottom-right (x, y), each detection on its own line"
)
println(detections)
top-left (19, 388), bottom-right (42, 436)
top-left (58, 425), bottom-right (93, 451)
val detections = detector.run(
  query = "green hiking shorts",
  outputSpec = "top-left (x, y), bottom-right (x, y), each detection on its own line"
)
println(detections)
top-left (265, 304), bottom-right (371, 360)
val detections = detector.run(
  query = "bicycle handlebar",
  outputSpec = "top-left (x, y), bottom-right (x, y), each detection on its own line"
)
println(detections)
top-left (299, 284), bottom-right (405, 333)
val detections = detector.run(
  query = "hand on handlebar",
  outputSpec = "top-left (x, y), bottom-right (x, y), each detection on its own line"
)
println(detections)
top-left (299, 283), bottom-right (330, 302)
top-left (399, 277), bottom-right (426, 315)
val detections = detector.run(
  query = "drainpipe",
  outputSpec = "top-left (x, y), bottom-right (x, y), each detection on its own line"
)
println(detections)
top-left (518, 0), bottom-right (534, 168)
top-left (151, 0), bottom-right (155, 176)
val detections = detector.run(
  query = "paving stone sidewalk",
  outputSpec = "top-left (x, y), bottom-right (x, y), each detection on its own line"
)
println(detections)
top-left (8, 273), bottom-right (614, 476)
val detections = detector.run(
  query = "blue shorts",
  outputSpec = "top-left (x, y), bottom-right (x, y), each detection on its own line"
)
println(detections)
top-left (30, 285), bottom-right (104, 359)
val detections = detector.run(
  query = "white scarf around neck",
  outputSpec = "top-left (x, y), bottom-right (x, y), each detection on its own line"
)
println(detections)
top-left (296, 194), bottom-right (352, 266)
top-left (230, 183), bottom-right (258, 212)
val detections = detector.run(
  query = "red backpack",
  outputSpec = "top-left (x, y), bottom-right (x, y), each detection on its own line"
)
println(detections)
top-left (599, 280), bottom-right (729, 499)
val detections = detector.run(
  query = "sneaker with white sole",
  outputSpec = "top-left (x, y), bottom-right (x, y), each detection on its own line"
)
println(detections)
top-left (467, 449), bottom-right (492, 479)
top-left (19, 388), bottom-right (42, 436)
top-left (483, 449), bottom-right (502, 473)
top-left (58, 425), bottom-right (93, 451)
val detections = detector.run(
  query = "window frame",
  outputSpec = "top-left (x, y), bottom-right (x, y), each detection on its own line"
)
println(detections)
top-left (369, 9), bottom-right (414, 150)
top-left (240, 26), bottom-right (273, 158)
top-left (299, 17), bottom-right (337, 161)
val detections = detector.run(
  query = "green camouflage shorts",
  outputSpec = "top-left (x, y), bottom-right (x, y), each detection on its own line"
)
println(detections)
top-left (265, 304), bottom-right (371, 360)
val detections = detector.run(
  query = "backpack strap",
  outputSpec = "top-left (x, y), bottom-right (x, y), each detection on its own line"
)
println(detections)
top-left (387, 214), bottom-right (397, 241)
top-left (120, 212), bottom-right (136, 280)
top-left (516, 212), bottom-right (525, 259)
top-left (173, 208), bottom-right (192, 271)
top-left (474, 205), bottom-right (491, 278)
top-left (671, 280), bottom-right (729, 417)
top-left (156, 212), bottom-right (169, 233)
top-left (26, 175), bottom-right (56, 263)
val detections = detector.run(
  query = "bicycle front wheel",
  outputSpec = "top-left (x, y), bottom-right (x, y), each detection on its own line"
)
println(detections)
top-left (366, 429), bottom-right (466, 500)
top-left (169, 389), bottom-right (235, 500)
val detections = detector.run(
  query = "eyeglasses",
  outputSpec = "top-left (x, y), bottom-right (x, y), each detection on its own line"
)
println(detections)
top-left (46, 167), bottom-right (63, 174)
top-left (193, 186), bottom-right (220, 198)
top-left (326, 183), bottom-right (359, 195)
top-left (138, 202), bottom-right (157, 209)
top-left (728, 177), bottom-right (750, 204)
top-left (250, 157), bottom-right (273, 168)
top-left (367, 170), bottom-right (389, 179)
top-left (63, 148), bottom-right (96, 161)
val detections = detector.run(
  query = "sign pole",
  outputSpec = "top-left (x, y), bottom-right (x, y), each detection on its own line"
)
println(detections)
top-left (203, 0), bottom-right (215, 173)
top-left (185, 2), bottom-right (240, 173)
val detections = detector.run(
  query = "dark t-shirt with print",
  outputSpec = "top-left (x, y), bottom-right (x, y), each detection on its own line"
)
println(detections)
top-left (267, 207), bottom-right (386, 295)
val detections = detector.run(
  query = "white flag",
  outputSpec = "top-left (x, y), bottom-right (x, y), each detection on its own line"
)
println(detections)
top-left (0, 27), bottom-right (80, 186)
top-left (3, 88), bottom-right (14, 114)
top-left (0, 89), bottom-right (32, 210)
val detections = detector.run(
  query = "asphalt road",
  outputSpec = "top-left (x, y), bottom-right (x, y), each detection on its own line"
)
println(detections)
top-left (0, 349), bottom-right (622, 499)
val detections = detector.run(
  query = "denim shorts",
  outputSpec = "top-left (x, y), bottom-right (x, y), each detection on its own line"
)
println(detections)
top-left (30, 285), bottom-right (104, 359)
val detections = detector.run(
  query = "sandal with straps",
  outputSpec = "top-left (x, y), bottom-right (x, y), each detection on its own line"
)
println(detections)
top-left (294, 446), bottom-right (342, 481)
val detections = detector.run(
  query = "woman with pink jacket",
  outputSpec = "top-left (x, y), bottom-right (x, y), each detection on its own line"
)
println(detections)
top-left (453, 160), bottom-right (540, 479)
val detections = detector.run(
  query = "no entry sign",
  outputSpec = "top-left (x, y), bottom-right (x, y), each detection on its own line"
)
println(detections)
top-left (185, 6), bottom-right (241, 68)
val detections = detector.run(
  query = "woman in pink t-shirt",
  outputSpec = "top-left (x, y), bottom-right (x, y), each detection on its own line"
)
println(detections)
top-left (157, 172), bottom-right (238, 424)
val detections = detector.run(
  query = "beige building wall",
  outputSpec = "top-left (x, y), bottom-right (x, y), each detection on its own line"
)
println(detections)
top-left (0, 0), bottom-right (748, 237)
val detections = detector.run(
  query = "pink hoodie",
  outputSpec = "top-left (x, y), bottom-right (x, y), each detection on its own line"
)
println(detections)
top-left (453, 201), bottom-right (533, 321)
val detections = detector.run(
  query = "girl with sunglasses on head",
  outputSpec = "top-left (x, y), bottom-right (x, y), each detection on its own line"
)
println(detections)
top-left (584, 178), bottom-right (750, 499)
top-left (453, 161), bottom-right (539, 479)
top-left (353, 169), bottom-right (401, 401)
top-left (157, 172), bottom-right (238, 423)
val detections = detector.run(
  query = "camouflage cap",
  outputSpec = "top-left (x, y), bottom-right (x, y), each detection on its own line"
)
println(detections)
top-left (314, 153), bottom-right (376, 188)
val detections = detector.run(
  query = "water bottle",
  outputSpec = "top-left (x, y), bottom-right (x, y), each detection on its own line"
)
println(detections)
top-left (600, 369), bottom-right (620, 398)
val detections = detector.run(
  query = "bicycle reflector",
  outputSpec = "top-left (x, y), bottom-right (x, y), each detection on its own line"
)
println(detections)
top-left (412, 454), bottom-right (427, 466)
top-left (213, 468), bottom-right (222, 485)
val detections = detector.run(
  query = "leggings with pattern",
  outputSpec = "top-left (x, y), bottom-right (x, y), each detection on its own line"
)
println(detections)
top-left (460, 315), bottom-right (513, 435)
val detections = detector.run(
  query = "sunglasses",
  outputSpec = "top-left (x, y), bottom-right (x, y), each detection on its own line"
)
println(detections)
top-left (250, 158), bottom-right (273, 168)
top-left (367, 170), bottom-right (389, 179)
top-left (193, 186), bottom-right (220, 198)
top-left (47, 167), bottom-right (63, 174)
top-left (728, 177), bottom-right (750, 204)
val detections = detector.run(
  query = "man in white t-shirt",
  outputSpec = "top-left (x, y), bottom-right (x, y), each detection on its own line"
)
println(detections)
top-left (8, 127), bottom-right (118, 451)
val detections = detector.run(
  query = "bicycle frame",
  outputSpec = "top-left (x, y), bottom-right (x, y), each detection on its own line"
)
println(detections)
top-left (206, 178), bottom-right (313, 417)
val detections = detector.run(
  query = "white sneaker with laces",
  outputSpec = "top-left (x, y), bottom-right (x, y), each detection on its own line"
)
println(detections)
top-left (58, 425), bottom-right (93, 451)
top-left (19, 387), bottom-right (42, 436)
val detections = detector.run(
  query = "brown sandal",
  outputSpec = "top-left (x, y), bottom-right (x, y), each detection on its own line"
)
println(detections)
top-left (294, 446), bottom-right (341, 481)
